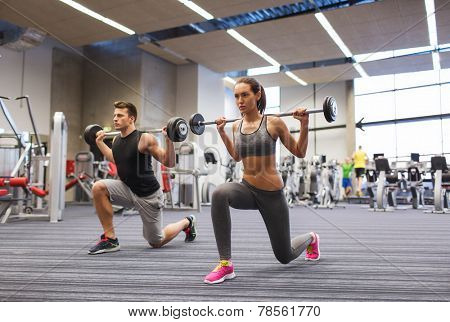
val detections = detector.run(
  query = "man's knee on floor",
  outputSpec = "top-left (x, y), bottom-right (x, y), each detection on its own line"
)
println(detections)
top-left (149, 242), bottom-right (163, 248)
top-left (148, 235), bottom-right (164, 248)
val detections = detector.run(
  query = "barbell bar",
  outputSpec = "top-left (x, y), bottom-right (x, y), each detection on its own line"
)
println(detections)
top-left (189, 96), bottom-right (337, 135)
top-left (83, 116), bottom-right (188, 146)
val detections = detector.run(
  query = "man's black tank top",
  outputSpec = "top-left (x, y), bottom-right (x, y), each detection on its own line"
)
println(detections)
top-left (112, 130), bottom-right (160, 197)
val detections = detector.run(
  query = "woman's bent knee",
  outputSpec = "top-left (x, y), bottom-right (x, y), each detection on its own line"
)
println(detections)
top-left (274, 252), bottom-right (292, 265)
top-left (211, 185), bottom-right (230, 204)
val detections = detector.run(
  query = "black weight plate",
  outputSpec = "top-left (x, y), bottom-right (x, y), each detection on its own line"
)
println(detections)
top-left (166, 117), bottom-right (177, 142)
top-left (323, 96), bottom-right (337, 123)
top-left (84, 124), bottom-right (103, 146)
top-left (189, 113), bottom-right (205, 135)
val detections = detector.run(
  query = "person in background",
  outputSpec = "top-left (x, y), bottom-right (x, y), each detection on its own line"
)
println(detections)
top-left (352, 146), bottom-right (368, 197)
top-left (341, 157), bottom-right (354, 198)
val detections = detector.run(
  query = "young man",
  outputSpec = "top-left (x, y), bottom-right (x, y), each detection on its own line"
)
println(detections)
top-left (341, 157), bottom-right (354, 198)
top-left (88, 101), bottom-right (196, 255)
top-left (352, 146), bottom-right (368, 197)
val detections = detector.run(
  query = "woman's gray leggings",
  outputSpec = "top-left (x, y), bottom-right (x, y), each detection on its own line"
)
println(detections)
top-left (211, 179), bottom-right (312, 264)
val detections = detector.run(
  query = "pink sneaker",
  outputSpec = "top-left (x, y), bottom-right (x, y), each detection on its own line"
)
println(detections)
top-left (305, 232), bottom-right (320, 261)
top-left (204, 260), bottom-right (236, 284)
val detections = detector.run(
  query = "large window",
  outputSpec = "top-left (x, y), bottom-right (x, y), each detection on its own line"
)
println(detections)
top-left (265, 86), bottom-right (280, 109)
top-left (354, 69), bottom-right (450, 160)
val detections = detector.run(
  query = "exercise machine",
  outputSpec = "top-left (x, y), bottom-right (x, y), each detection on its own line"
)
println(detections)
top-left (426, 156), bottom-right (450, 214)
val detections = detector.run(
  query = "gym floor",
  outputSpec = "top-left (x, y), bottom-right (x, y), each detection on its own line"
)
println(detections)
top-left (1, 204), bottom-right (449, 302)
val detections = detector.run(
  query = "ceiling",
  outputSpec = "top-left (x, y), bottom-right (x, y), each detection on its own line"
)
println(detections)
top-left (159, 30), bottom-right (270, 72)
top-left (325, 0), bottom-right (430, 54)
top-left (293, 64), bottom-right (361, 83)
top-left (236, 13), bottom-right (345, 65)
top-left (435, 0), bottom-right (450, 44)
top-left (194, 0), bottom-right (296, 18)
top-left (1, 0), bottom-right (449, 84)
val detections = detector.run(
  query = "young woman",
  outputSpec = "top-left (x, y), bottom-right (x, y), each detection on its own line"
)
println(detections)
top-left (204, 77), bottom-right (320, 284)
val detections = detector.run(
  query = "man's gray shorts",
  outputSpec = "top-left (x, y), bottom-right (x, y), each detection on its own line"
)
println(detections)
top-left (101, 179), bottom-right (165, 245)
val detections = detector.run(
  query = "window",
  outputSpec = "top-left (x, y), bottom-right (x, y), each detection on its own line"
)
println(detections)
top-left (396, 120), bottom-right (442, 157)
top-left (355, 92), bottom-right (395, 122)
top-left (441, 84), bottom-right (450, 114)
top-left (395, 86), bottom-right (441, 118)
top-left (354, 68), bottom-right (450, 159)
top-left (394, 69), bottom-right (439, 90)
top-left (265, 86), bottom-right (280, 109)
top-left (355, 124), bottom-right (397, 159)
top-left (443, 119), bottom-right (450, 154)
top-left (354, 74), bottom-right (394, 95)
top-left (440, 68), bottom-right (450, 82)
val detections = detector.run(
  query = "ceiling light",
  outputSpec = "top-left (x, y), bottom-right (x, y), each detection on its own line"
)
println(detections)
top-left (353, 63), bottom-right (369, 78)
top-left (247, 65), bottom-right (280, 76)
top-left (178, 0), bottom-right (308, 85)
top-left (315, 12), bottom-right (368, 78)
top-left (58, 0), bottom-right (135, 35)
top-left (226, 29), bottom-right (280, 67)
top-left (223, 76), bottom-right (236, 86)
top-left (178, 0), bottom-right (214, 20)
top-left (285, 71), bottom-right (308, 86)
top-left (394, 45), bottom-right (434, 56)
top-left (424, 0), bottom-right (438, 47)
top-left (424, 0), bottom-right (440, 70)
top-left (315, 12), bottom-right (352, 58)
top-left (354, 45), bottom-right (436, 63)
top-left (354, 51), bottom-right (393, 63)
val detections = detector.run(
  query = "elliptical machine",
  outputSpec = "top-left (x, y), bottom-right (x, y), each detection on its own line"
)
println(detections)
top-left (365, 160), bottom-right (377, 209)
top-left (316, 159), bottom-right (342, 209)
top-left (200, 147), bottom-right (221, 205)
top-left (407, 156), bottom-right (426, 209)
top-left (372, 158), bottom-right (399, 212)
top-left (307, 155), bottom-right (323, 205)
top-left (426, 156), bottom-right (450, 214)
top-left (281, 155), bottom-right (303, 207)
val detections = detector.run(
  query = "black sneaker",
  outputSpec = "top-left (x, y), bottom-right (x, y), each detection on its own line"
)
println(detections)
top-left (183, 215), bottom-right (197, 242)
top-left (88, 234), bottom-right (120, 255)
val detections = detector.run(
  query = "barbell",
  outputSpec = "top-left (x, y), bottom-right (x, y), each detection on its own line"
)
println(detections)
top-left (83, 116), bottom-right (188, 146)
top-left (189, 96), bottom-right (338, 135)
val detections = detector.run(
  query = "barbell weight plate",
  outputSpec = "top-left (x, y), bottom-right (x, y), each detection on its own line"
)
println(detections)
top-left (172, 117), bottom-right (188, 142)
top-left (166, 117), bottom-right (176, 142)
top-left (84, 124), bottom-right (103, 146)
top-left (323, 96), bottom-right (337, 123)
top-left (166, 117), bottom-right (188, 142)
top-left (189, 113), bottom-right (206, 135)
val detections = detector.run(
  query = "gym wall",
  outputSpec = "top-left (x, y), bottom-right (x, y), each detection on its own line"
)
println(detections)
top-left (0, 38), bottom-right (54, 136)
top-left (280, 80), bottom-right (351, 162)
top-left (51, 47), bottom-right (83, 159)
top-left (82, 37), bottom-right (143, 135)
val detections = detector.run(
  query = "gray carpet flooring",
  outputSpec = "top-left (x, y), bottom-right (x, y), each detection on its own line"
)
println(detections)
top-left (0, 203), bottom-right (449, 302)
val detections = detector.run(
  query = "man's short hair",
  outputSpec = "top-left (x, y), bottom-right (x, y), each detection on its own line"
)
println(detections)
top-left (114, 101), bottom-right (137, 123)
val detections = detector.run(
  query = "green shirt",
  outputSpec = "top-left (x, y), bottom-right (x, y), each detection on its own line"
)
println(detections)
top-left (342, 163), bottom-right (354, 179)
